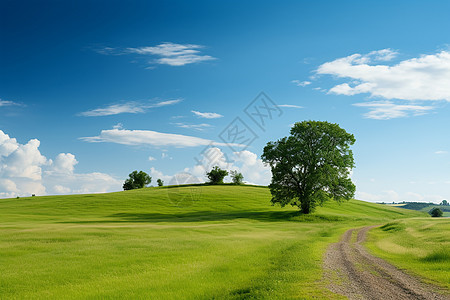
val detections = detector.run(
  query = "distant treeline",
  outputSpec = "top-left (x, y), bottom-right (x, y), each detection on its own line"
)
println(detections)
top-left (388, 202), bottom-right (450, 212)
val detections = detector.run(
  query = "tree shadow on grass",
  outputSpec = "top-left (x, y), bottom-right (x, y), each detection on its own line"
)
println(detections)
top-left (60, 210), bottom-right (350, 224)
top-left (61, 210), bottom-right (301, 224)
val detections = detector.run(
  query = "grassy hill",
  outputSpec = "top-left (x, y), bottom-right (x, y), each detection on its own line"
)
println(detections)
top-left (387, 202), bottom-right (450, 217)
top-left (0, 185), bottom-right (429, 299)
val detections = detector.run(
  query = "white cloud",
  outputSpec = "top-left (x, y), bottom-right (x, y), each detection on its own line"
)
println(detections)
top-left (0, 99), bottom-right (22, 107)
top-left (148, 156), bottom-right (156, 161)
top-left (149, 147), bottom-right (271, 187)
top-left (353, 101), bottom-right (434, 120)
top-left (99, 42), bottom-right (216, 67)
top-left (278, 104), bottom-right (303, 109)
top-left (435, 150), bottom-right (448, 154)
top-left (291, 80), bottom-right (311, 87)
top-left (80, 128), bottom-right (244, 148)
top-left (79, 102), bottom-right (145, 117)
top-left (79, 99), bottom-right (182, 117)
top-left (356, 189), bottom-right (445, 204)
top-left (191, 110), bottom-right (223, 119)
top-left (0, 130), bottom-right (121, 198)
top-left (232, 150), bottom-right (271, 185)
top-left (186, 147), bottom-right (271, 185)
top-left (49, 153), bottom-right (78, 174)
top-left (173, 123), bottom-right (212, 131)
top-left (317, 49), bottom-right (450, 101)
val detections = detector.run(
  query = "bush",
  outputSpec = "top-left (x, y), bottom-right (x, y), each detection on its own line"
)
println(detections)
top-left (123, 170), bottom-right (151, 190)
top-left (157, 179), bottom-right (164, 187)
top-left (230, 171), bottom-right (244, 185)
top-left (429, 207), bottom-right (443, 217)
top-left (206, 166), bottom-right (228, 184)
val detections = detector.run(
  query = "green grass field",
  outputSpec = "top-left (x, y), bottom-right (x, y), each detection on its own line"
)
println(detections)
top-left (366, 218), bottom-right (450, 290)
top-left (0, 185), bottom-right (438, 299)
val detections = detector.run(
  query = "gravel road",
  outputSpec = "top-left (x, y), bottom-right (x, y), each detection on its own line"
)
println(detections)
top-left (323, 226), bottom-right (449, 299)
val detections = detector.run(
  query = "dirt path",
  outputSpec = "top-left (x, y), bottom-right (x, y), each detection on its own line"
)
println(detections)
top-left (323, 226), bottom-right (449, 300)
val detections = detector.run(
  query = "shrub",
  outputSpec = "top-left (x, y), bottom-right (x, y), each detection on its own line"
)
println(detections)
top-left (206, 166), bottom-right (228, 184)
top-left (230, 171), bottom-right (244, 185)
top-left (429, 207), bottom-right (443, 217)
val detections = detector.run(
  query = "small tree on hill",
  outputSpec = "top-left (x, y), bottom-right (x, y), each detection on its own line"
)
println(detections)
top-left (429, 207), bottom-right (443, 217)
top-left (123, 170), bottom-right (151, 190)
top-left (157, 179), bottom-right (164, 187)
top-left (262, 121), bottom-right (356, 214)
top-left (440, 200), bottom-right (449, 206)
top-left (206, 166), bottom-right (228, 184)
top-left (230, 171), bottom-right (244, 185)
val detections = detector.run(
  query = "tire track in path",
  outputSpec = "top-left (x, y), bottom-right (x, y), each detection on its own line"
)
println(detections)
top-left (323, 226), bottom-right (449, 299)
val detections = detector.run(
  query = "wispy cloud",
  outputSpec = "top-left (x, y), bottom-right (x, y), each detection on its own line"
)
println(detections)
top-left (353, 101), bottom-right (434, 120)
top-left (97, 42), bottom-right (216, 67)
top-left (173, 123), bottom-right (212, 131)
top-left (80, 128), bottom-right (244, 148)
top-left (278, 104), bottom-right (303, 109)
top-left (435, 150), bottom-right (448, 155)
top-left (191, 110), bottom-right (223, 119)
top-left (291, 80), bottom-right (311, 87)
top-left (0, 99), bottom-right (22, 107)
top-left (79, 99), bottom-right (182, 117)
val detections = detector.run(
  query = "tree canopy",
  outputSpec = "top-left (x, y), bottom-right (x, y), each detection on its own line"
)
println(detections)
top-left (230, 170), bottom-right (244, 185)
top-left (262, 120), bottom-right (356, 214)
top-left (429, 207), bottom-right (443, 217)
top-left (123, 170), bottom-right (151, 190)
top-left (206, 166), bottom-right (228, 184)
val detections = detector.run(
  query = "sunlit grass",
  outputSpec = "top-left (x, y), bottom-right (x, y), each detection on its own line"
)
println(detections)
top-left (366, 218), bottom-right (450, 290)
top-left (0, 185), bottom-right (426, 299)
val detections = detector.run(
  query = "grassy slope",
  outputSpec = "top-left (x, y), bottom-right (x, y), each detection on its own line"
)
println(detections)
top-left (366, 218), bottom-right (450, 290)
top-left (0, 185), bottom-right (425, 299)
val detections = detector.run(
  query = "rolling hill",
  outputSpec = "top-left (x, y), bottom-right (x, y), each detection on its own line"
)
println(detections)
top-left (0, 185), bottom-right (432, 299)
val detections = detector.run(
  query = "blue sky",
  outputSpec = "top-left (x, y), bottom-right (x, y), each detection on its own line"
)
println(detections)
top-left (1, 0), bottom-right (450, 203)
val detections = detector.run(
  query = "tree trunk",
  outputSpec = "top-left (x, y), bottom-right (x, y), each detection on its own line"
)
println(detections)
top-left (300, 196), bottom-right (311, 214)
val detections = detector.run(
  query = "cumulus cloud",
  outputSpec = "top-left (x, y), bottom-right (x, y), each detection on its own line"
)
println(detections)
top-left (314, 49), bottom-right (450, 119)
top-left (79, 99), bottom-right (182, 117)
top-left (191, 110), bottom-right (223, 119)
top-left (80, 128), bottom-right (243, 148)
top-left (184, 147), bottom-right (271, 185)
top-left (317, 49), bottom-right (450, 101)
top-left (98, 42), bottom-right (216, 67)
top-left (0, 130), bottom-right (120, 198)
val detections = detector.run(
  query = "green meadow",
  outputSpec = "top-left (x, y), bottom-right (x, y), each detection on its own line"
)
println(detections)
top-left (1, 185), bottom-right (444, 299)
top-left (366, 218), bottom-right (450, 290)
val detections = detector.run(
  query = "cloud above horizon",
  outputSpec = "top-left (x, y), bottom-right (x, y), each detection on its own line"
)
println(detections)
top-left (80, 128), bottom-right (244, 148)
top-left (97, 42), bottom-right (216, 67)
top-left (0, 130), bottom-right (120, 198)
top-left (315, 49), bottom-right (450, 119)
top-left (150, 147), bottom-right (271, 186)
top-left (79, 99), bottom-right (182, 117)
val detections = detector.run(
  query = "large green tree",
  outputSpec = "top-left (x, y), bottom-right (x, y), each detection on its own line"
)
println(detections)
top-left (262, 121), bottom-right (356, 214)
top-left (123, 170), bottom-right (151, 190)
